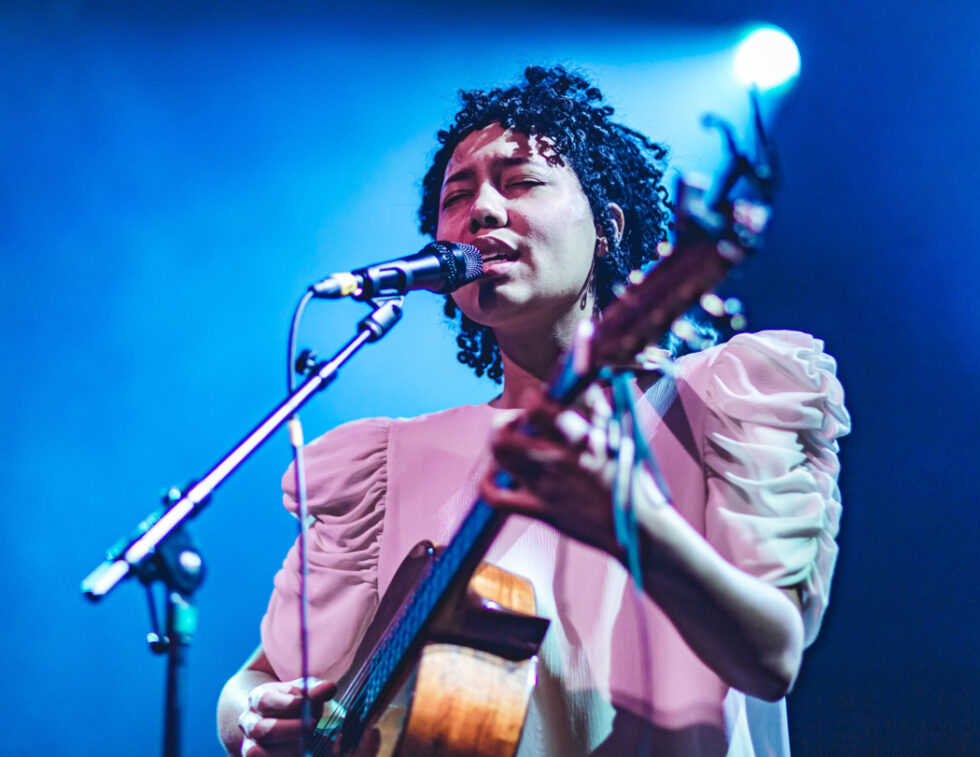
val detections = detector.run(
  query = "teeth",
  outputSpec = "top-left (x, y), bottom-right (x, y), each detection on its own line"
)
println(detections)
top-left (476, 241), bottom-right (516, 262)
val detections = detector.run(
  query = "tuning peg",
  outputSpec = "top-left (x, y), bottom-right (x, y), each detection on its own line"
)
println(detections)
top-left (699, 293), bottom-right (726, 318)
top-left (723, 297), bottom-right (742, 315)
top-left (697, 293), bottom-right (748, 333)
top-left (671, 318), bottom-right (710, 351)
top-left (723, 297), bottom-right (747, 331)
top-left (731, 199), bottom-right (771, 236)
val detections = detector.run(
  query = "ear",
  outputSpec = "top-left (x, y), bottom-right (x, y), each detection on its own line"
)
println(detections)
top-left (595, 203), bottom-right (626, 258)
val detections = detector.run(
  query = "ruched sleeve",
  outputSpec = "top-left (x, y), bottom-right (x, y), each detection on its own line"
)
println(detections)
top-left (260, 417), bottom-right (391, 682)
top-left (701, 331), bottom-right (850, 646)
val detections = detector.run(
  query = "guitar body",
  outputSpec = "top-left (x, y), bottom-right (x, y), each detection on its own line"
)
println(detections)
top-left (393, 643), bottom-right (537, 757)
top-left (318, 543), bottom-right (548, 757)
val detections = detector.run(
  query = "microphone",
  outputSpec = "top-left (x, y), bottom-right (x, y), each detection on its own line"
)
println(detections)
top-left (310, 241), bottom-right (483, 300)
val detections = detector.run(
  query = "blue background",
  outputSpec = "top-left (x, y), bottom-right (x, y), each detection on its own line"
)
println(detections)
top-left (2, 1), bottom-right (977, 754)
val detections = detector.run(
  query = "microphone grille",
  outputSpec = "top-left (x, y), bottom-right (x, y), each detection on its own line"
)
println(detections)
top-left (433, 241), bottom-right (483, 292)
top-left (457, 243), bottom-right (483, 282)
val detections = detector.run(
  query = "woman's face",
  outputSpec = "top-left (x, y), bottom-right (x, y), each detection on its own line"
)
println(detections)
top-left (436, 123), bottom-right (601, 335)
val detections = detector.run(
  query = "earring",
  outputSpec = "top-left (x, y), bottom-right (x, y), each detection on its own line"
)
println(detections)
top-left (581, 254), bottom-right (598, 312)
top-left (591, 272), bottom-right (600, 318)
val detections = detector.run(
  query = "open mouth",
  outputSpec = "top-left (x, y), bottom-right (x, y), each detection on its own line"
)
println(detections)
top-left (482, 252), bottom-right (517, 263)
top-left (472, 238), bottom-right (519, 267)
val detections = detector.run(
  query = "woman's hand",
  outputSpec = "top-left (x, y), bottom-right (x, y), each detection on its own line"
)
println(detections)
top-left (481, 384), bottom-right (805, 700)
top-left (238, 677), bottom-right (336, 757)
top-left (481, 385), bottom-right (627, 558)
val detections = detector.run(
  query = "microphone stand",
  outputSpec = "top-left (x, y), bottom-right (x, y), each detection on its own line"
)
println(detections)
top-left (81, 295), bottom-right (405, 757)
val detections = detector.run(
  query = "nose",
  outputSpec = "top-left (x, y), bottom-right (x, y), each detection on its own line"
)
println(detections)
top-left (468, 183), bottom-right (507, 233)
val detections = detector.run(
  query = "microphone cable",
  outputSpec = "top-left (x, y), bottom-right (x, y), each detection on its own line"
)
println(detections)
top-left (287, 288), bottom-right (317, 756)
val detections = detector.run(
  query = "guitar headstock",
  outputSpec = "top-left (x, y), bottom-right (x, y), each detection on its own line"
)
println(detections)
top-left (547, 109), bottom-right (776, 402)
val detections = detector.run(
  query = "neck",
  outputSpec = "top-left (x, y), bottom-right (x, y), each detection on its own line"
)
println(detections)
top-left (490, 305), bottom-right (593, 410)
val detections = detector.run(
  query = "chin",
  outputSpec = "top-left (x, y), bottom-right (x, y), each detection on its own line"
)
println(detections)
top-left (459, 280), bottom-right (534, 328)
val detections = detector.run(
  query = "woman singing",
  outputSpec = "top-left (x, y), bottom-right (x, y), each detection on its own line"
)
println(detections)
top-left (217, 65), bottom-right (850, 757)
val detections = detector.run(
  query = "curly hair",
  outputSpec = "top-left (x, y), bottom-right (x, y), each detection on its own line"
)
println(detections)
top-left (419, 65), bottom-right (672, 382)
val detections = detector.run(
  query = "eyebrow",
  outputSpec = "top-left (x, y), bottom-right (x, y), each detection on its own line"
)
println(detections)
top-left (441, 156), bottom-right (540, 190)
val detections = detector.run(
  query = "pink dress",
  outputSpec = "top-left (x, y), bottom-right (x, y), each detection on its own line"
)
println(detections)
top-left (261, 330), bottom-right (850, 756)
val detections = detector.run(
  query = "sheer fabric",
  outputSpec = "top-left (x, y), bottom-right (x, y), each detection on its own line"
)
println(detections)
top-left (261, 330), bottom-right (850, 756)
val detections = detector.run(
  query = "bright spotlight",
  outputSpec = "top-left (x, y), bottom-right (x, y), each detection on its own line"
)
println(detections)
top-left (734, 26), bottom-right (801, 91)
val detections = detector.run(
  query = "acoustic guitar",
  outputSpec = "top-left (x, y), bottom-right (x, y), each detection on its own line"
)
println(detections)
top-left (309, 174), bottom-right (771, 756)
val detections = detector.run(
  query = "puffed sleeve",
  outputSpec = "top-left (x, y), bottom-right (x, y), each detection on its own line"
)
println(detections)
top-left (701, 331), bottom-right (851, 647)
top-left (260, 417), bottom-right (390, 682)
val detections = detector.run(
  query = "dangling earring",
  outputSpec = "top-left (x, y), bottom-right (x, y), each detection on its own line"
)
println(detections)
top-left (581, 250), bottom-right (599, 312)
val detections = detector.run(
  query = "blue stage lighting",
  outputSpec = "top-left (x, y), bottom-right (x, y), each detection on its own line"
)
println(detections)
top-left (734, 26), bottom-right (801, 91)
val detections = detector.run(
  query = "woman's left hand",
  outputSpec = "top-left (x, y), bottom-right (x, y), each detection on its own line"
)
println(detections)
top-left (480, 385), bottom-right (625, 557)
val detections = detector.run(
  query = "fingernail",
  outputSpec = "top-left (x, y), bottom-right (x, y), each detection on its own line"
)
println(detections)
top-left (526, 448), bottom-right (559, 464)
top-left (239, 710), bottom-right (261, 735)
top-left (555, 410), bottom-right (589, 442)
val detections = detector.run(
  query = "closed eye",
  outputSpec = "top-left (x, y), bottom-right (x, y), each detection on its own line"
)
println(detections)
top-left (441, 191), bottom-right (472, 209)
top-left (506, 179), bottom-right (544, 190)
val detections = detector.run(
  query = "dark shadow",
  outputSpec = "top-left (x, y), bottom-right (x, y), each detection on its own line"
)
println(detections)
top-left (591, 703), bottom-right (728, 757)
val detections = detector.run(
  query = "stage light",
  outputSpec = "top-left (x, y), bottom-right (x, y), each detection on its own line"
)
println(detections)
top-left (734, 26), bottom-right (800, 91)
